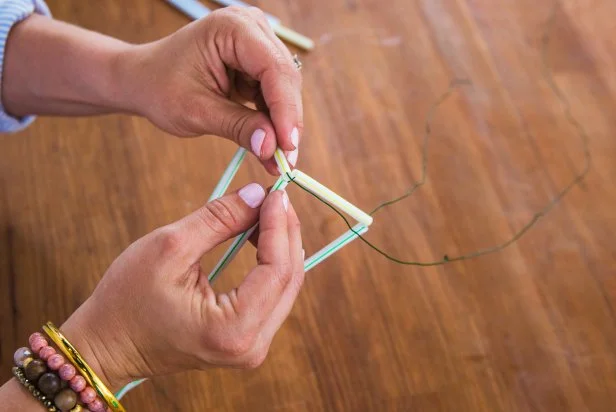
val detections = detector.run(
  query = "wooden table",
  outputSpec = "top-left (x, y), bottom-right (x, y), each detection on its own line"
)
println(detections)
top-left (1, 0), bottom-right (615, 410)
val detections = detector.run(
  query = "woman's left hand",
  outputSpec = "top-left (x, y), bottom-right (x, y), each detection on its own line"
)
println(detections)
top-left (119, 6), bottom-right (304, 174)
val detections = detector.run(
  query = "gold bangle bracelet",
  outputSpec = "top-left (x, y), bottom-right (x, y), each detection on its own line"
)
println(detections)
top-left (43, 322), bottom-right (126, 412)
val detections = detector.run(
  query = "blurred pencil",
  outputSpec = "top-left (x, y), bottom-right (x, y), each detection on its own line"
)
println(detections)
top-left (166, 0), bottom-right (314, 51)
top-left (210, 0), bottom-right (314, 50)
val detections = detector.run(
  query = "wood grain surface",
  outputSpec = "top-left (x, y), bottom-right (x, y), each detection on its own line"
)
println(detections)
top-left (1, 0), bottom-right (615, 410)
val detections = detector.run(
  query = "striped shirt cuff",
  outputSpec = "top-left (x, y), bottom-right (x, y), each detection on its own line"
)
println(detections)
top-left (0, 0), bottom-right (50, 133)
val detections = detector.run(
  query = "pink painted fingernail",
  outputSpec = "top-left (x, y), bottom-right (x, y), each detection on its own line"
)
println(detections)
top-left (239, 183), bottom-right (266, 208)
top-left (250, 129), bottom-right (266, 157)
top-left (287, 149), bottom-right (298, 167)
top-left (290, 127), bottom-right (299, 148)
top-left (281, 191), bottom-right (289, 211)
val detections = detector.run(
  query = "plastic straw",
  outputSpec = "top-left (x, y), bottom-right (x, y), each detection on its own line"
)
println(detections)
top-left (115, 379), bottom-right (147, 400)
top-left (274, 147), bottom-right (291, 175)
top-left (293, 170), bottom-right (373, 227)
top-left (304, 224), bottom-right (368, 272)
top-left (208, 148), bottom-right (247, 201)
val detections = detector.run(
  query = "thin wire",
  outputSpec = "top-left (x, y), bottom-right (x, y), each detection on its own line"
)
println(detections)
top-left (369, 78), bottom-right (471, 216)
top-left (291, 2), bottom-right (592, 267)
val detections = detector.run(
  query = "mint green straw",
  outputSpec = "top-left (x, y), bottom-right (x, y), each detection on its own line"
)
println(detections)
top-left (304, 223), bottom-right (368, 272)
top-left (208, 148), bottom-right (246, 202)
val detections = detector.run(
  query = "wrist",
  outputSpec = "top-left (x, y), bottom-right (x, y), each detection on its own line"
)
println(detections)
top-left (60, 309), bottom-right (131, 394)
top-left (111, 42), bottom-right (156, 118)
top-left (105, 42), bottom-right (145, 116)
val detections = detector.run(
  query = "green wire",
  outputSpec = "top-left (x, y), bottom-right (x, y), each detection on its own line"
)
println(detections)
top-left (288, 3), bottom-right (591, 267)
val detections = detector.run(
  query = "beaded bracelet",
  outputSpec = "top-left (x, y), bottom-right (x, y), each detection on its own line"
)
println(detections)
top-left (11, 366), bottom-right (59, 411)
top-left (42, 322), bottom-right (125, 412)
top-left (13, 327), bottom-right (112, 412)
top-left (13, 343), bottom-right (88, 411)
top-left (28, 332), bottom-right (108, 411)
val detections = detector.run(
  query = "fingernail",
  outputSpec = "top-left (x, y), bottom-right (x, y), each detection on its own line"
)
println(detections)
top-left (302, 249), bottom-right (305, 260)
top-left (290, 127), bottom-right (299, 149)
top-left (239, 183), bottom-right (266, 208)
top-left (281, 190), bottom-right (289, 211)
top-left (250, 129), bottom-right (266, 157)
top-left (287, 149), bottom-right (298, 167)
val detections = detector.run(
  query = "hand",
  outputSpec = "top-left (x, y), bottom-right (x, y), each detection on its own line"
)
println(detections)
top-left (120, 7), bottom-right (304, 174)
top-left (61, 184), bottom-right (304, 391)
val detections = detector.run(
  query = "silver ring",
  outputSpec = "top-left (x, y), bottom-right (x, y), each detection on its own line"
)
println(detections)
top-left (292, 54), bottom-right (302, 71)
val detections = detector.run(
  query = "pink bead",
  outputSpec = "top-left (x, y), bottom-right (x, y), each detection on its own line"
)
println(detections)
top-left (28, 332), bottom-right (44, 348)
top-left (58, 363), bottom-right (76, 381)
top-left (47, 353), bottom-right (65, 370)
top-left (30, 336), bottom-right (48, 353)
top-left (38, 346), bottom-right (56, 361)
top-left (69, 375), bottom-right (86, 392)
top-left (87, 398), bottom-right (105, 411)
top-left (80, 387), bottom-right (96, 404)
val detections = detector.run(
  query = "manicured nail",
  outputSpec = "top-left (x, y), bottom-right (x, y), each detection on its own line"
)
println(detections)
top-left (238, 183), bottom-right (266, 208)
top-left (281, 191), bottom-right (289, 211)
top-left (302, 249), bottom-right (305, 260)
top-left (250, 129), bottom-right (266, 157)
top-left (287, 149), bottom-right (298, 167)
top-left (290, 127), bottom-right (299, 149)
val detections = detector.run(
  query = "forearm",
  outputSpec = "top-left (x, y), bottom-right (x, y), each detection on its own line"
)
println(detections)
top-left (2, 14), bottom-right (135, 117)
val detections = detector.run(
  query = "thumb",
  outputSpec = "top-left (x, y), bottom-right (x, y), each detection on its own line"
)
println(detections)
top-left (211, 98), bottom-right (279, 164)
top-left (174, 182), bottom-right (266, 262)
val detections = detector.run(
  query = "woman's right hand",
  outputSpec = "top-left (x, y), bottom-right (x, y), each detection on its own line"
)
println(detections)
top-left (60, 184), bottom-right (304, 391)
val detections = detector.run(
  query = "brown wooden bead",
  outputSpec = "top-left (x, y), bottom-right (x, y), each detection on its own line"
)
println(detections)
top-left (54, 388), bottom-right (78, 411)
top-left (25, 359), bottom-right (47, 382)
top-left (38, 373), bottom-right (61, 397)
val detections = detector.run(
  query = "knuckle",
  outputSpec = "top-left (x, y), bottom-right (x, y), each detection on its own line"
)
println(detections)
top-left (212, 331), bottom-right (258, 357)
top-left (290, 269), bottom-right (306, 292)
top-left (247, 6), bottom-right (266, 18)
top-left (201, 200), bottom-right (240, 236)
top-left (211, 7), bottom-right (246, 29)
top-left (273, 54), bottom-right (294, 74)
top-left (272, 261), bottom-right (293, 287)
top-left (222, 110), bottom-right (252, 142)
top-left (272, 54), bottom-right (301, 84)
top-left (178, 97), bottom-right (214, 133)
top-left (153, 226), bottom-right (185, 256)
top-left (289, 217), bottom-right (302, 231)
top-left (271, 97), bottom-right (299, 114)
top-left (221, 6), bottom-right (244, 17)
top-left (242, 348), bottom-right (269, 369)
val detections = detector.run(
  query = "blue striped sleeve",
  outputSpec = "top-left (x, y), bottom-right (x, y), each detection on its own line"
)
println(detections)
top-left (0, 0), bottom-right (50, 133)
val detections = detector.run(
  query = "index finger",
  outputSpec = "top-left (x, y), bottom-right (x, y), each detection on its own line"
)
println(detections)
top-left (235, 190), bottom-right (293, 327)
top-left (215, 14), bottom-right (303, 154)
